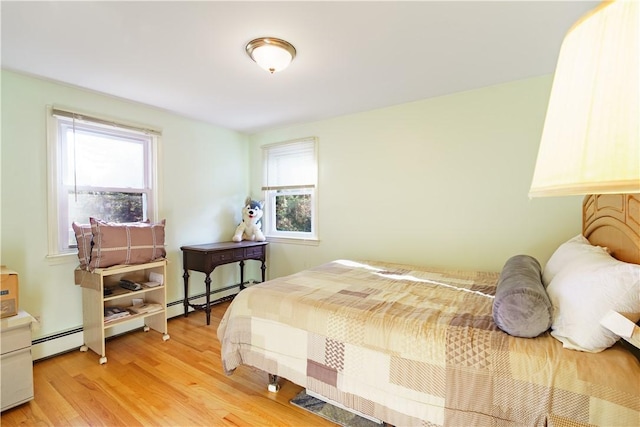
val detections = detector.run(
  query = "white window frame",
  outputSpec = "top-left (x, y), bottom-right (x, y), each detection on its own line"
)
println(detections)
top-left (262, 137), bottom-right (318, 243)
top-left (46, 106), bottom-right (161, 260)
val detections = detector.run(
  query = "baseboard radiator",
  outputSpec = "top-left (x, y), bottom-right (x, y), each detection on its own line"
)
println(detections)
top-left (31, 288), bottom-right (237, 361)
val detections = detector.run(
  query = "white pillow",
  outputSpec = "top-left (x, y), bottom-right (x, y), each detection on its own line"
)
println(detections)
top-left (542, 234), bottom-right (610, 287)
top-left (546, 238), bottom-right (640, 352)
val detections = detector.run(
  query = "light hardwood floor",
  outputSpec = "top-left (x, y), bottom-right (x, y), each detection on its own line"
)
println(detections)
top-left (1, 301), bottom-right (335, 426)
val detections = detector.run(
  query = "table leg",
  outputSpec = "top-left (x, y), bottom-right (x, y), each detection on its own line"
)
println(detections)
top-left (182, 269), bottom-right (190, 317)
top-left (239, 260), bottom-right (245, 290)
top-left (205, 273), bottom-right (212, 325)
top-left (261, 259), bottom-right (266, 283)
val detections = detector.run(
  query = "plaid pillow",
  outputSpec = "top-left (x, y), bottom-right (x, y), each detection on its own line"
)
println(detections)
top-left (89, 217), bottom-right (166, 270)
top-left (72, 222), bottom-right (93, 270)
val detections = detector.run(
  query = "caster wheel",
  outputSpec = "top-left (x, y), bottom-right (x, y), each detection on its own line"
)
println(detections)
top-left (80, 345), bottom-right (88, 352)
top-left (267, 383), bottom-right (280, 392)
top-left (99, 356), bottom-right (107, 364)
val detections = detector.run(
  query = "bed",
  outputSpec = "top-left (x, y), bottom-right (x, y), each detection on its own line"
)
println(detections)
top-left (217, 194), bottom-right (640, 427)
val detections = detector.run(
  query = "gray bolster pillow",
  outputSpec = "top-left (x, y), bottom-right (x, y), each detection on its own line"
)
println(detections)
top-left (493, 255), bottom-right (552, 338)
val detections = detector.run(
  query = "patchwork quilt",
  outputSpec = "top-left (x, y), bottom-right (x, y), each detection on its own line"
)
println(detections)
top-left (217, 260), bottom-right (640, 426)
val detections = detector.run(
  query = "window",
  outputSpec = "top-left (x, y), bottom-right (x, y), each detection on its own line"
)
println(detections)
top-left (262, 137), bottom-right (318, 241)
top-left (47, 107), bottom-right (160, 257)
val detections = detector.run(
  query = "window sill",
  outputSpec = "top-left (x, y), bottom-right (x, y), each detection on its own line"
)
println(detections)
top-left (45, 252), bottom-right (79, 266)
top-left (266, 237), bottom-right (320, 246)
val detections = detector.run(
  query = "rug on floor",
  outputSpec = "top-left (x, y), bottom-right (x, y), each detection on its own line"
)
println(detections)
top-left (290, 390), bottom-right (382, 427)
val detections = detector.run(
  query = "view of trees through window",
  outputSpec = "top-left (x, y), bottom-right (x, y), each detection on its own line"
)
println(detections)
top-left (275, 194), bottom-right (311, 232)
top-left (262, 137), bottom-right (317, 239)
top-left (51, 109), bottom-right (156, 254)
top-left (67, 191), bottom-right (144, 245)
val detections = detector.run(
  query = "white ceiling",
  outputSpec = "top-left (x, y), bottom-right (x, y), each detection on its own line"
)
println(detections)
top-left (1, 1), bottom-right (598, 134)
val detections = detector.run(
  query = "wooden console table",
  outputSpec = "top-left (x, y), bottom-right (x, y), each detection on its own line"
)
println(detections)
top-left (180, 241), bottom-right (268, 325)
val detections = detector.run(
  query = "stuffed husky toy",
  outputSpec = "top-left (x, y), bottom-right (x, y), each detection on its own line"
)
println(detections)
top-left (232, 197), bottom-right (266, 242)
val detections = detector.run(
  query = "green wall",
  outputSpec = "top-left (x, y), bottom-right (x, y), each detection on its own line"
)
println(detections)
top-left (249, 75), bottom-right (582, 279)
top-left (1, 70), bottom-right (249, 353)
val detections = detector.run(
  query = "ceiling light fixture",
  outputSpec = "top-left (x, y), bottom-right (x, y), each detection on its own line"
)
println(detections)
top-left (246, 37), bottom-right (296, 74)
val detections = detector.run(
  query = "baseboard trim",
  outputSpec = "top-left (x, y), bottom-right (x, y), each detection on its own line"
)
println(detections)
top-left (32, 330), bottom-right (84, 361)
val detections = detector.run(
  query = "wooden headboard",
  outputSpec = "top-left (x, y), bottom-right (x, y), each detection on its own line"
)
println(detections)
top-left (583, 194), bottom-right (640, 264)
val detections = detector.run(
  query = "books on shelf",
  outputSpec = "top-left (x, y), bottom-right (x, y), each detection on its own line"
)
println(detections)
top-left (148, 271), bottom-right (164, 285)
top-left (141, 272), bottom-right (163, 288)
top-left (127, 303), bottom-right (163, 315)
top-left (104, 306), bottom-right (131, 323)
top-left (142, 281), bottom-right (161, 288)
top-left (104, 303), bottom-right (163, 323)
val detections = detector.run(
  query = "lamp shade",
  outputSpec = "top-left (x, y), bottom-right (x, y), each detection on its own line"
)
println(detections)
top-left (246, 38), bottom-right (296, 74)
top-left (529, 0), bottom-right (640, 197)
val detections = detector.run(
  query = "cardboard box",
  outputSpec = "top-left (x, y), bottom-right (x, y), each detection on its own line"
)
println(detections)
top-left (0, 267), bottom-right (19, 318)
